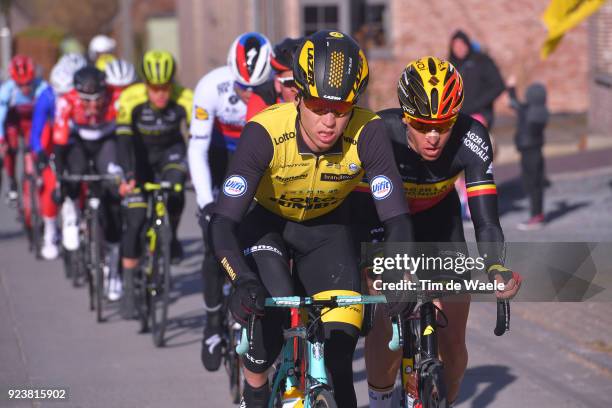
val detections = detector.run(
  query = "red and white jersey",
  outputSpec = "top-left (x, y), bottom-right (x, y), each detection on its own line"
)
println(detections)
top-left (53, 87), bottom-right (119, 146)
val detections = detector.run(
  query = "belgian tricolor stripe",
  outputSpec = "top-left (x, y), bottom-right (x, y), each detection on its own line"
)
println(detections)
top-left (466, 184), bottom-right (497, 197)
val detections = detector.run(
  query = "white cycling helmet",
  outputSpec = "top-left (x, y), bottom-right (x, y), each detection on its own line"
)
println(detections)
top-left (58, 52), bottom-right (87, 73)
top-left (88, 35), bottom-right (116, 60)
top-left (227, 32), bottom-right (272, 87)
top-left (104, 58), bottom-right (136, 87)
top-left (50, 63), bottom-right (75, 95)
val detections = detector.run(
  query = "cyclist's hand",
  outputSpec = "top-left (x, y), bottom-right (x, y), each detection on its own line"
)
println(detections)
top-left (36, 151), bottom-right (49, 174)
top-left (488, 265), bottom-right (522, 300)
top-left (119, 179), bottom-right (136, 197)
top-left (198, 202), bottom-right (216, 231)
top-left (230, 279), bottom-right (267, 326)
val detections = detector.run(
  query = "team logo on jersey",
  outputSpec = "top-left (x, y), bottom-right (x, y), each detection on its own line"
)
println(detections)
top-left (195, 106), bottom-right (209, 120)
top-left (370, 175), bottom-right (393, 200)
top-left (349, 163), bottom-right (360, 173)
top-left (486, 162), bottom-right (494, 175)
top-left (223, 175), bottom-right (247, 197)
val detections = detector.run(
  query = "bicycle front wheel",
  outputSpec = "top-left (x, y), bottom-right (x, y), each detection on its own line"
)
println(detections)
top-left (420, 362), bottom-right (448, 408)
top-left (226, 326), bottom-right (243, 404)
top-left (150, 226), bottom-right (171, 347)
top-left (312, 388), bottom-right (337, 408)
top-left (90, 214), bottom-right (104, 323)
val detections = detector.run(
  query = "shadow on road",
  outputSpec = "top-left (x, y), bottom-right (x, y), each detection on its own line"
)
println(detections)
top-left (0, 228), bottom-right (25, 241)
top-left (163, 308), bottom-right (205, 348)
top-left (545, 200), bottom-right (589, 224)
top-left (496, 177), bottom-right (526, 217)
top-left (457, 365), bottom-right (517, 407)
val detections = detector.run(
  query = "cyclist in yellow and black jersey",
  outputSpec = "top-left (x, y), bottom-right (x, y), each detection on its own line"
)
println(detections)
top-left (209, 31), bottom-right (413, 408)
top-left (117, 50), bottom-right (193, 317)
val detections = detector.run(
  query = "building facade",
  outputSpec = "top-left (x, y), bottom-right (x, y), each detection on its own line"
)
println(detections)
top-left (177, 0), bottom-right (595, 120)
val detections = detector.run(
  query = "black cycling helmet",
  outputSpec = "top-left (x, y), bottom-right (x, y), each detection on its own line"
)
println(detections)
top-left (73, 66), bottom-right (106, 96)
top-left (293, 30), bottom-right (369, 104)
top-left (271, 37), bottom-right (303, 73)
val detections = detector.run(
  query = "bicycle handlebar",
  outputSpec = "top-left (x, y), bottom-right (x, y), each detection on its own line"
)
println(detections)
top-left (143, 181), bottom-right (183, 193)
top-left (59, 174), bottom-right (120, 183)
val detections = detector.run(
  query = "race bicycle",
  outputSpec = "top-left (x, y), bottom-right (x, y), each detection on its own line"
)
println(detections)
top-left (131, 181), bottom-right (181, 347)
top-left (386, 276), bottom-right (510, 408)
top-left (239, 294), bottom-right (390, 408)
top-left (60, 172), bottom-right (119, 323)
top-left (20, 147), bottom-right (42, 258)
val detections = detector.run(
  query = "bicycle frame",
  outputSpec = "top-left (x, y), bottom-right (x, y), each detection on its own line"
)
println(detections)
top-left (238, 295), bottom-right (392, 408)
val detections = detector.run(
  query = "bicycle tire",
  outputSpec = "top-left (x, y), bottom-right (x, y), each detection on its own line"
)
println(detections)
top-left (312, 388), bottom-right (337, 408)
top-left (30, 176), bottom-right (42, 259)
top-left (151, 225), bottom-right (171, 347)
top-left (228, 327), bottom-right (243, 404)
top-left (63, 249), bottom-right (73, 279)
top-left (136, 256), bottom-right (151, 332)
top-left (420, 362), bottom-right (448, 408)
top-left (91, 213), bottom-right (104, 323)
top-left (21, 175), bottom-right (34, 249)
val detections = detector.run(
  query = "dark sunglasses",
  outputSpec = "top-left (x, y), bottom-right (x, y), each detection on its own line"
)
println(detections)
top-left (277, 76), bottom-right (296, 88)
top-left (78, 92), bottom-right (104, 102)
top-left (303, 97), bottom-right (353, 117)
top-left (406, 115), bottom-right (457, 134)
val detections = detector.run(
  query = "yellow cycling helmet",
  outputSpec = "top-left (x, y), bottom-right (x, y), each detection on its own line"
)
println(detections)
top-left (398, 56), bottom-right (464, 123)
top-left (95, 53), bottom-right (116, 71)
top-left (142, 50), bottom-right (176, 85)
top-left (293, 30), bottom-right (369, 104)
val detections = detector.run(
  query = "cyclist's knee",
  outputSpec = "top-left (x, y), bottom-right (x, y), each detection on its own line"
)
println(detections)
top-left (242, 311), bottom-right (285, 374)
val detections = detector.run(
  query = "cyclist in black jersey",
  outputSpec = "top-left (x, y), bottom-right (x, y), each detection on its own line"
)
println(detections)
top-left (117, 50), bottom-right (193, 316)
top-left (209, 31), bottom-right (413, 408)
top-left (357, 57), bottom-right (522, 407)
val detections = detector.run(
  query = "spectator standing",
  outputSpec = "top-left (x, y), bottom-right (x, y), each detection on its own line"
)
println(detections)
top-left (449, 29), bottom-right (505, 128)
top-left (507, 76), bottom-right (549, 230)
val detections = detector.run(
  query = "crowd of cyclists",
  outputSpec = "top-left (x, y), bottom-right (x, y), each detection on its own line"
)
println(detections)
top-left (1, 29), bottom-right (522, 407)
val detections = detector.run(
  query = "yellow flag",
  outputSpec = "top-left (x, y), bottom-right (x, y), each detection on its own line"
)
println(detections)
top-left (541, 0), bottom-right (606, 59)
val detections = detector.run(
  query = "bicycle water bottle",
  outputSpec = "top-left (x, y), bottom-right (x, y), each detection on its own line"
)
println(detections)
top-left (281, 386), bottom-right (304, 408)
top-left (403, 356), bottom-right (419, 408)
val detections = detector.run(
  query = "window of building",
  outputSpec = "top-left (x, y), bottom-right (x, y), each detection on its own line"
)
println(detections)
top-left (351, 0), bottom-right (390, 54)
top-left (303, 5), bottom-right (340, 35)
top-left (299, 0), bottom-right (389, 55)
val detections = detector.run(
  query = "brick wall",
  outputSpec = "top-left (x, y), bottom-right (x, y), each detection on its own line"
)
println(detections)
top-left (366, 0), bottom-right (590, 116)
top-left (588, 0), bottom-right (612, 135)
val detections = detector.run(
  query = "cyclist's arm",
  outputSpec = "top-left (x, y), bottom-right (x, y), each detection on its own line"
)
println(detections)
top-left (209, 122), bottom-right (273, 285)
top-left (51, 95), bottom-right (73, 174)
top-left (462, 120), bottom-right (505, 267)
top-left (188, 75), bottom-right (218, 208)
top-left (52, 95), bottom-right (72, 146)
top-left (0, 82), bottom-right (12, 140)
top-left (116, 94), bottom-right (136, 181)
top-left (357, 118), bottom-right (414, 241)
top-left (30, 87), bottom-right (54, 154)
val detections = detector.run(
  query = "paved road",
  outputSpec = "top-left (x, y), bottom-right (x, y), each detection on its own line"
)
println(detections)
top-left (1, 158), bottom-right (611, 407)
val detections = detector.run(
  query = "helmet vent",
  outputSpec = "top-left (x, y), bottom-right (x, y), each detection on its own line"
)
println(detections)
top-left (328, 51), bottom-right (344, 89)
top-left (428, 57), bottom-right (437, 76)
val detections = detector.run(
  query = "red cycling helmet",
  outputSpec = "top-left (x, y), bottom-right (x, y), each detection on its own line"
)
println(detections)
top-left (9, 55), bottom-right (36, 85)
